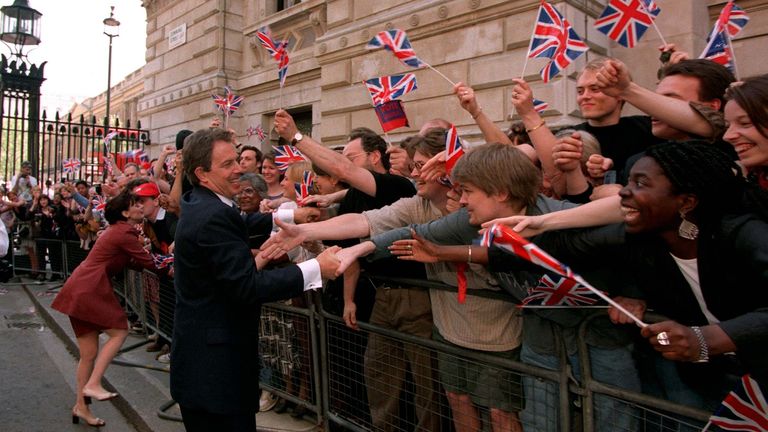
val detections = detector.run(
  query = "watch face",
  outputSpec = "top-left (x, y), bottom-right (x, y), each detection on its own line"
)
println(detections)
top-left (294, 132), bottom-right (303, 142)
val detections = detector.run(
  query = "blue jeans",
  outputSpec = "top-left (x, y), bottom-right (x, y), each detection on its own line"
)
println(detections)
top-left (520, 343), bottom-right (641, 432)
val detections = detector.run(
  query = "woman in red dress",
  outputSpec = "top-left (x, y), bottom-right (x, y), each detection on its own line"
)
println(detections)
top-left (52, 190), bottom-right (156, 427)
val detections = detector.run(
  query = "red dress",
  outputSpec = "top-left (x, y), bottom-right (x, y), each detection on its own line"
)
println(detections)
top-left (52, 221), bottom-right (156, 330)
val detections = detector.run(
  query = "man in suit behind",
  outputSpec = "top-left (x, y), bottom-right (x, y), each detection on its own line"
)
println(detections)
top-left (170, 128), bottom-right (340, 431)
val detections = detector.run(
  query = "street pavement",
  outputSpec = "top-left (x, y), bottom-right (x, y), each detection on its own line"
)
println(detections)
top-left (0, 277), bottom-right (318, 432)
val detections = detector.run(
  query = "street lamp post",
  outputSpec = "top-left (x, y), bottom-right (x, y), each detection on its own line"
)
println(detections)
top-left (102, 5), bottom-right (120, 131)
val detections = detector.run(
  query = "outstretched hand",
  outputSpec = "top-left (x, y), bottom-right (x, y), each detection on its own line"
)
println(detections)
top-left (419, 150), bottom-right (447, 182)
top-left (260, 218), bottom-right (306, 259)
top-left (389, 229), bottom-right (439, 263)
top-left (453, 82), bottom-right (482, 118)
top-left (274, 109), bottom-right (299, 142)
top-left (316, 246), bottom-right (342, 280)
top-left (480, 214), bottom-right (548, 238)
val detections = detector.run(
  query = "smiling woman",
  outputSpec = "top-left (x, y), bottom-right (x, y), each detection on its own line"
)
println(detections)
top-left (724, 74), bottom-right (768, 190)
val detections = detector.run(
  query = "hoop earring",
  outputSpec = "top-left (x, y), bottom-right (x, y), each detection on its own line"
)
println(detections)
top-left (678, 211), bottom-right (699, 240)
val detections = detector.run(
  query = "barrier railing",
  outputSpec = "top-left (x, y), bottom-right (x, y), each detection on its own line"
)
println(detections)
top-left (27, 239), bottom-right (715, 431)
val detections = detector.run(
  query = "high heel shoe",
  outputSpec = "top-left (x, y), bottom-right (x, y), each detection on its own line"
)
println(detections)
top-left (82, 389), bottom-right (119, 402)
top-left (72, 408), bottom-right (106, 427)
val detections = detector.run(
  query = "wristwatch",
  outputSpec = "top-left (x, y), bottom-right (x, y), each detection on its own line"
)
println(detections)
top-left (291, 132), bottom-right (304, 145)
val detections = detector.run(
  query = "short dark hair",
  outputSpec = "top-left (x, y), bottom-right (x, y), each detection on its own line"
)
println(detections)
top-left (183, 128), bottom-right (234, 186)
top-left (725, 74), bottom-right (768, 138)
top-left (239, 145), bottom-right (263, 161)
top-left (75, 180), bottom-right (89, 189)
top-left (104, 190), bottom-right (137, 224)
top-left (660, 59), bottom-right (735, 109)
top-left (348, 127), bottom-right (390, 170)
top-left (403, 129), bottom-right (446, 159)
top-left (176, 129), bottom-right (193, 151)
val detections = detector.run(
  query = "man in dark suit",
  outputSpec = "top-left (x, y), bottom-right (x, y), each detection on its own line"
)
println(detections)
top-left (170, 128), bottom-right (340, 431)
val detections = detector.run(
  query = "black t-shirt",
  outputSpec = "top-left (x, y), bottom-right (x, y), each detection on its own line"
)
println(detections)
top-left (334, 170), bottom-right (424, 286)
top-left (337, 170), bottom-right (417, 216)
top-left (147, 210), bottom-right (178, 254)
top-left (573, 115), bottom-right (663, 180)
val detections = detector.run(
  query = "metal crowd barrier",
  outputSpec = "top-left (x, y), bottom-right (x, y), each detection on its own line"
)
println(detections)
top-left (106, 268), bottom-right (716, 431)
top-left (9, 238), bottom-right (88, 283)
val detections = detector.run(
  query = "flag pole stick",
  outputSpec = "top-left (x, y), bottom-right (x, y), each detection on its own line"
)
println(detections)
top-left (650, 20), bottom-right (668, 47)
top-left (700, 420), bottom-right (712, 432)
top-left (422, 62), bottom-right (457, 87)
top-left (383, 131), bottom-right (393, 149)
top-left (279, 86), bottom-right (284, 110)
top-left (723, 29), bottom-right (741, 80)
top-left (575, 276), bottom-right (648, 327)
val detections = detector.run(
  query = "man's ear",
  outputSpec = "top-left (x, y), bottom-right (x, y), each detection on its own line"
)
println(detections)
top-left (369, 150), bottom-right (382, 167)
top-left (194, 166), bottom-right (207, 185)
top-left (703, 98), bottom-right (722, 112)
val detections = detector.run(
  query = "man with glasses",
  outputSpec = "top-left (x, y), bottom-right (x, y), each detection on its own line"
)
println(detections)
top-left (274, 110), bottom-right (418, 422)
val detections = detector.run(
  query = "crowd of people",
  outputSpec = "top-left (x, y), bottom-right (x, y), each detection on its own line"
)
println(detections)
top-left (40, 44), bottom-right (768, 432)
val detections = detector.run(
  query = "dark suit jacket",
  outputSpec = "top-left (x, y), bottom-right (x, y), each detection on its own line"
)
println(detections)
top-left (170, 186), bottom-right (305, 414)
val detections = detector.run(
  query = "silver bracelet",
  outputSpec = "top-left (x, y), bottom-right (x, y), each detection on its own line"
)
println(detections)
top-left (691, 326), bottom-right (709, 363)
top-left (467, 246), bottom-right (472, 264)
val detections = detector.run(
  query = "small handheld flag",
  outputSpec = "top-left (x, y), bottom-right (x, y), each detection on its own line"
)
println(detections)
top-left (63, 158), bottom-right (81, 174)
top-left (152, 253), bottom-right (175, 270)
top-left (257, 27), bottom-right (290, 89)
top-left (594, 0), bottom-right (658, 48)
top-left (272, 145), bottom-right (307, 172)
top-left (294, 170), bottom-right (315, 203)
top-left (527, 1), bottom-right (589, 83)
top-left (366, 29), bottom-right (425, 68)
top-left (705, 374), bottom-right (768, 432)
top-left (533, 98), bottom-right (549, 113)
top-left (520, 273), bottom-right (604, 307)
top-left (364, 74), bottom-right (418, 106)
top-left (212, 86), bottom-right (244, 117)
top-left (481, 224), bottom-right (647, 325)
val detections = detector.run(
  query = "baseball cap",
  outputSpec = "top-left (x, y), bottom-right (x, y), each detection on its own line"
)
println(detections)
top-left (133, 182), bottom-right (160, 198)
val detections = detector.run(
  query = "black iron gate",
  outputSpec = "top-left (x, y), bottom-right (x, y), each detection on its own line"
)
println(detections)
top-left (0, 54), bottom-right (148, 187)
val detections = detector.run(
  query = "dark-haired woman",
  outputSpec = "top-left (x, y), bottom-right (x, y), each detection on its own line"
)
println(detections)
top-left (724, 74), bottom-right (768, 190)
top-left (51, 191), bottom-right (156, 427)
top-left (488, 141), bottom-right (768, 410)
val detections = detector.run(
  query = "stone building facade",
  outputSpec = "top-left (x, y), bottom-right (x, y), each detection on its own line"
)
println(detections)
top-left (97, 0), bottom-right (768, 153)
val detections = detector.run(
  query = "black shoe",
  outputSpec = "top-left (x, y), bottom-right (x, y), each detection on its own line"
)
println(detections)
top-left (274, 398), bottom-right (291, 414)
top-left (291, 404), bottom-right (309, 419)
top-left (48, 274), bottom-right (61, 282)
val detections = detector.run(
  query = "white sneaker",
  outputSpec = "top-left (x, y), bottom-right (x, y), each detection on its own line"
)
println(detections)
top-left (157, 353), bottom-right (171, 364)
top-left (147, 332), bottom-right (159, 341)
top-left (259, 391), bottom-right (278, 412)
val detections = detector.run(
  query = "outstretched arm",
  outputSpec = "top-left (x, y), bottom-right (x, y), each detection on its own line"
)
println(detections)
top-left (274, 110), bottom-right (379, 197)
top-left (595, 59), bottom-right (716, 139)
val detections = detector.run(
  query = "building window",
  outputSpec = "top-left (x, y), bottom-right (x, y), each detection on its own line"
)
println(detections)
top-left (276, 0), bottom-right (301, 13)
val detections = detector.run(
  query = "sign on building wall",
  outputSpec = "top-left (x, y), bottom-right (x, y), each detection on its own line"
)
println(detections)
top-left (168, 24), bottom-right (187, 50)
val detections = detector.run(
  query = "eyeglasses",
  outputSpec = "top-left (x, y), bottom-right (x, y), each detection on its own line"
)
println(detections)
top-left (345, 152), bottom-right (369, 162)
top-left (410, 161), bottom-right (426, 173)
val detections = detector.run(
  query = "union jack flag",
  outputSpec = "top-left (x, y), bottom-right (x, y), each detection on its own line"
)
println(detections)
top-left (91, 195), bottom-right (107, 212)
top-left (255, 125), bottom-right (266, 141)
top-left (366, 29), bottom-right (426, 69)
top-left (152, 253), bottom-right (175, 270)
top-left (700, 27), bottom-right (735, 73)
top-left (62, 158), bottom-right (81, 174)
top-left (364, 73), bottom-right (418, 106)
top-left (257, 27), bottom-right (290, 87)
top-left (594, 0), bottom-right (656, 48)
top-left (246, 126), bottom-right (257, 138)
top-left (533, 98), bottom-right (549, 113)
top-left (294, 170), bottom-right (315, 203)
top-left (272, 145), bottom-right (306, 172)
top-left (444, 124), bottom-right (464, 175)
top-left (718, 1), bottom-right (750, 38)
top-left (103, 130), bottom-right (119, 151)
top-left (710, 374), bottom-right (768, 431)
top-left (521, 274), bottom-right (603, 307)
top-left (527, 1), bottom-right (589, 83)
top-left (212, 86), bottom-right (244, 116)
top-left (638, 0), bottom-right (661, 17)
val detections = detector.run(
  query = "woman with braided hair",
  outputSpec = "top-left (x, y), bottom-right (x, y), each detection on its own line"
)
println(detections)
top-left (480, 140), bottom-right (768, 411)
